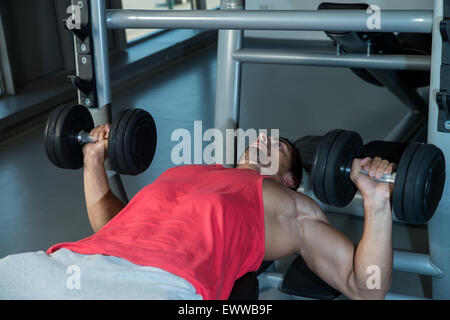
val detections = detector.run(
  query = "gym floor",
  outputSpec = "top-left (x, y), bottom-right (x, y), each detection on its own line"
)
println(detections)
top-left (0, 40), bottom-right (431, 299)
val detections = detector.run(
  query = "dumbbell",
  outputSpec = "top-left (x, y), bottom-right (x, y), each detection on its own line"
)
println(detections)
top-left (310, 129), bottom-right (446, 224)
top-left (44, 104), bottom-right (157, 176)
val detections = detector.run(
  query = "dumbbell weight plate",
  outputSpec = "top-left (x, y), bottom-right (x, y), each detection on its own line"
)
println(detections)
top-left (393, 143), bottom-right (421, 223)
top-left (124, 109), bottom-right (157, 175)
top-left (109, 108), bottom-right (157, 175)
top-left (109, 108), bottom-right (136, 175)
top-left (323, 130), bottom-right (365, 207)
top-left (44, 105), bottom-right (67, 169)
top-left (396, 144), bottom-right (446, 224)
top-left (294, 135), bottom-right (322, 172)
top-left (46, 105), bottom-right (94, 170)
top-left (311, 130), bottom-right (345, 205)
top-left (55, 105), bottom-right (95, 169)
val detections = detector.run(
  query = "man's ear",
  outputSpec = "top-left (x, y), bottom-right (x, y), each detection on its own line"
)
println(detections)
top-left (282, 171), bottom-right (298, 190)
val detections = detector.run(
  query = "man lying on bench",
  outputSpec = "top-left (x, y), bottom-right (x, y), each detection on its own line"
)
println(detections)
top-left (0, 125), bottom-right (394, 300)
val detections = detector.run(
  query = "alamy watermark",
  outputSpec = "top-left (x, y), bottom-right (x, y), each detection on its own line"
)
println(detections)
top-left (66, 265), bottom-right (81, 290)
top-left (66, 4), bottom-right (81, 31)
top-left (366, 5), bottom-right (381, 30)
top-left (366, 265), bottom-right (381, 290)
top-left (171, 121), bottom-right (280, 175)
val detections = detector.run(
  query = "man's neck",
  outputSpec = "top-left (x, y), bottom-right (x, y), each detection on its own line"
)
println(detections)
top-left (237, 163), bottom-right (287, 188)
top-left (236, 163), bottom-right (261, 172)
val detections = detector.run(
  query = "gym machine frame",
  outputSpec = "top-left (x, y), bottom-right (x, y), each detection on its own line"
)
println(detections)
top-left (77, 0), bottom-right (449, 299)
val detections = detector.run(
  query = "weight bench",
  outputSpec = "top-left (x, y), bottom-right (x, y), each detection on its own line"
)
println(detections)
top-left (229, 257), bottom-right (341, 300)
top-left (228, 261), bottom-right (272, 300)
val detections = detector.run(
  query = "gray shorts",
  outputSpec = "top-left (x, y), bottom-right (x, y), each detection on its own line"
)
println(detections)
top-left (0, 248), bottom-right (203, 300)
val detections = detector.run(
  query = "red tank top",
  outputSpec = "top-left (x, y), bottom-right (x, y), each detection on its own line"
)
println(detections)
top-left (47, 165), bottom-right (267, 300)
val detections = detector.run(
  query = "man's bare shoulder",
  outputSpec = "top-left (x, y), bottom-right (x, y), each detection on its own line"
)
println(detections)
top-left (262, 178), bottom-right (300, 219)
top-left (262, 178), bottom-right (326, 221)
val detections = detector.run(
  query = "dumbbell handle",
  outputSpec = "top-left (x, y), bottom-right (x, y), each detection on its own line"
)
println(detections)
top-left (76, 130), bottom-right (109, 157)
top-left (343, 166), bottom-right (396, 184)
top-left (361, 169), bottom-right (396, 184)
top-left (76, 130), bottom-right (96, 144)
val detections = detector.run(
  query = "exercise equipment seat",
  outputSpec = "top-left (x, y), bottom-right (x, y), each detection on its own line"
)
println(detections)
top-left (318, 2), bottom-right (432, 89)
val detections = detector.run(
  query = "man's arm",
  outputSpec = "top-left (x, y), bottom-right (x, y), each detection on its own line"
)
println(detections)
top-left (82, 125), bottom-right (125, 233)
top-left (297, 202), bottom-right (392, 300)
top-left (297, 157), bottom-right (394, 300)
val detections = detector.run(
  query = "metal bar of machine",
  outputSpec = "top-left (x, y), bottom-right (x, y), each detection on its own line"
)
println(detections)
top-left (105, 9), bottom-right (433, 33)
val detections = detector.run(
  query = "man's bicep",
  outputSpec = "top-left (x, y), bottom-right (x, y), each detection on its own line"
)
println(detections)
top-left (299, 217), bottom-right (359, 299)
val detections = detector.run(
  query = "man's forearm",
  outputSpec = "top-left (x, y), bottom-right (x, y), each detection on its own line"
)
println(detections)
top-left (353, 200), bottom-right (393, 299)
top-left (83, 159), bottom-right (125, 233)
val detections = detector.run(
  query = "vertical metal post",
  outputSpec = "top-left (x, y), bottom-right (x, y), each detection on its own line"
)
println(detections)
top-left (90, 0), bottom-right (128, 203)
top-left (428, 0), bottom-right (450, 299)
top-left (214, 0), bottom-right (244, 166)
top-left (190, 0), bottom-right (207, 10)
top-left (90, 0), bottom-right (111, 112)
top-left (0, 10), bottom-right (15, 95)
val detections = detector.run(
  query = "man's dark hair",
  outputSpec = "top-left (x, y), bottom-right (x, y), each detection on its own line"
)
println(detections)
top-left (280, 137), bottom-right (303, 188)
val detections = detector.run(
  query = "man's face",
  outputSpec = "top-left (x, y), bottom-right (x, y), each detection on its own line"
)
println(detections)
top-left (242, 134), bottom-right (297, 188)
